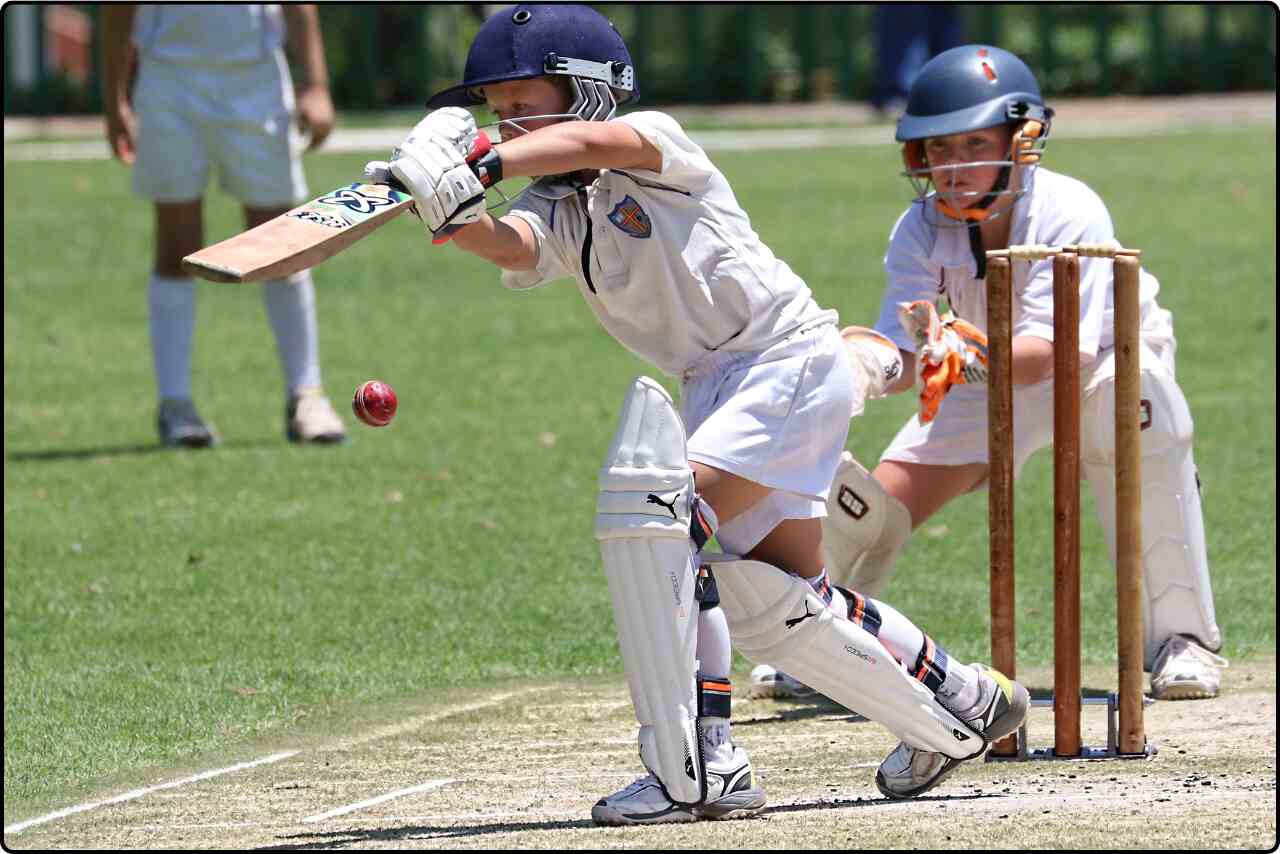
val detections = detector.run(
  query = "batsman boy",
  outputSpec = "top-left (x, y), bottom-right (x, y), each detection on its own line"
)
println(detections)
top-left (367, 4), bottom-right (1039, 822)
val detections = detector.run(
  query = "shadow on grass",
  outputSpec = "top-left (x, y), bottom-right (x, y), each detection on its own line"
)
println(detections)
top-left (6, 438), bottom-right (279, 462)
top-left (257, 792), bottom-right (996, 849)
top-left (734, 694), bottom-right (869, 727)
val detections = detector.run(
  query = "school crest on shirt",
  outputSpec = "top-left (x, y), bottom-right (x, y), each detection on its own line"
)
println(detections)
top-left (608, 195), bottom-right (652, 238)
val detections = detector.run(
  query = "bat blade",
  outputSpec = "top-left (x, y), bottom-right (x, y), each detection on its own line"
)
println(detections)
top-left (182, 183), bottom-right (413, 283)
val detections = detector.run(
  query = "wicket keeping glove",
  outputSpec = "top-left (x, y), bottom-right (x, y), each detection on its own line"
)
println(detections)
top-left (897, 300), bottom-right (990, 423)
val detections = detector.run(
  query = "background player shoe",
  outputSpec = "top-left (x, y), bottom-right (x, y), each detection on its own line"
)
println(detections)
top-left (157, 398), bottom-right (219, 448)
top-left (1150, 635), bottom-right (1227, 700)
top-left (591, 745), bottom-right (765, 825)
top-left (286, 386), bottom-right (347, 444)
top-left (747, 663), bottom-right (817, 699)
top-left (875, 664), bottom-right (1029, 800)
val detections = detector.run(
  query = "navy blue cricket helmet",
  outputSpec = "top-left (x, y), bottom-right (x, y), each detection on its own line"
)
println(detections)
top-left (895, 45), bottom-right (1054, 224)
top-left (427, 4), bottom-right (637, 122)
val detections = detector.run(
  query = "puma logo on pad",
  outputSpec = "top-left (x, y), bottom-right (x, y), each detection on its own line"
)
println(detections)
top-left (646, 491), bottom-right (680, 519)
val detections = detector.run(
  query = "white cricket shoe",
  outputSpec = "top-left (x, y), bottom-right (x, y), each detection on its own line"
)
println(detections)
top-left (591, 746), bottom-right (765, 825)
top-left (875, 664), bottom-right (1029, 800)
top-left (1150, 635), bottom-right (1227, 700)
top-left (286, 387), bottom-right (346, 444)
top-left (747, 663), bottom-right (817, 699)
top-left (157, 398), bottom-right (219, 448)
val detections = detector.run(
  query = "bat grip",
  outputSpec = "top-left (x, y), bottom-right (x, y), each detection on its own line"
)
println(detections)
top-left (383, 133), bottom-right (492, 196)
top-left (429, 133), bottom-right (497, 245)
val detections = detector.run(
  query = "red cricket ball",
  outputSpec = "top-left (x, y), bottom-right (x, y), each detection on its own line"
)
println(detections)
top-left (352, 380), bottom-right (397, 427)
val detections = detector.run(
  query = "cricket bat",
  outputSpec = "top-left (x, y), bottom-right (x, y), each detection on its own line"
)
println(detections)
top-left (182, 133), bottom-right (493, 283)
top-left (181, 182), bottom-right (414, 283)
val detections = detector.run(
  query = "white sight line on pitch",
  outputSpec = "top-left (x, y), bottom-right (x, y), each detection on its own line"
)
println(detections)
top-left (334, 688), bottom-right (544, 749)
top-left (302, 779), bottom-right (457, 824)
top-left (2, 751), bottom-right (301, 836)
top-left (3, 689), bottom-right (538, 837)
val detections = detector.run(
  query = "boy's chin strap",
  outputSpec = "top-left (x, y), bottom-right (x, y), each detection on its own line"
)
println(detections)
top-left (968, 221), bottom-right (987, 280)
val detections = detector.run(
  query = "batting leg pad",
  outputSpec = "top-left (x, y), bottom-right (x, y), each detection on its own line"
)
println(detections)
top-left (822, 452), bottom-right (913, 597)
top-left (595, 376), bottom-right (705, 805)
top-left (1082, 366), bottom-right (1222, 667)
top-left (707, 554), bottom-right (984, 760)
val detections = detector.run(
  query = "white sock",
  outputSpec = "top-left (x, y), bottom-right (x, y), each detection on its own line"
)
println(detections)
top-left (262, 271), bottom-right (322, 395)
top-left (149, 274), bottom-right (196, 401)
top-left (700, 715), bottom-right (733, 763)
top-left (696, 606), bottom-right (732, 679)
top-left (847, 591), bottom-right (982, 712)
top-left (944, 662), bottom-right (982, 714)
top-left (802, 568), bottom-right (838, 609)
top-left (695, 605), bottom-right (735, 763)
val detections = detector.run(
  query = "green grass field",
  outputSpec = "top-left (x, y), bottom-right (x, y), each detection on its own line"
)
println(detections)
top-left (3, 128), bottom-right (1275, 826)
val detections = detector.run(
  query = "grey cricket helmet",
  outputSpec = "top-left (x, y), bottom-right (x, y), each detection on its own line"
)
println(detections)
top-left (896, 44), bottom-right (1052, 143)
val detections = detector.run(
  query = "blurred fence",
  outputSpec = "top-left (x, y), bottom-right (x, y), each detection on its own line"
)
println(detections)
top-left (5, 3), bottom-right (1276, 116)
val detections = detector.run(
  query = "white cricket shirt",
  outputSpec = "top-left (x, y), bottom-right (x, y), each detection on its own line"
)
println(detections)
top-left (873, 167), bottom-right (1163, 361)
top-left (501, 111), bottom-right (836, 377)
top-left (132, 4), bottom-right (284, 66)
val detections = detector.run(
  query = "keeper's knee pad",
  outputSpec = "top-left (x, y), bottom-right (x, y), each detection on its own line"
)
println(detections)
top-left (822, 451), bottom-right (912, 597)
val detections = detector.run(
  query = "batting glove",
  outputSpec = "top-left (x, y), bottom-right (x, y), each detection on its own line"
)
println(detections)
top-left (403, 107), bottom-right (479, 160)
top-left (382, 131), bottom-right (486, 241)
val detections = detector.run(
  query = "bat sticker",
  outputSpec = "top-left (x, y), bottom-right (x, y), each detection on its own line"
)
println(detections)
top-left (290, 186), bottom-right (406, 230)
top-left (288, 210), bottom-right (353, 229)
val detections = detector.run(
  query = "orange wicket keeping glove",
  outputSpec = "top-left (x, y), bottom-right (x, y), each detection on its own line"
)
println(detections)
top-left (897, 300), bottom-right (990, 423)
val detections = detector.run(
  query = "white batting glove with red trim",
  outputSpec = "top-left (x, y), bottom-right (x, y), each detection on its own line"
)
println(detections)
top-left (384, 132), bottom-right (486, 240)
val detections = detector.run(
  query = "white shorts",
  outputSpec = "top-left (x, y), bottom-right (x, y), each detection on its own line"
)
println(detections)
top-left (131, 54), bottom-right (306, 207)
top-left (682, 323), bottom-right (855, 551)
top-left (881, 307), bottom-right (1178, 479)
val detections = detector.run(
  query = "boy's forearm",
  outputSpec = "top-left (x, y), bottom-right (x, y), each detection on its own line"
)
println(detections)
top-left (1011, 335), bottom-right (1056, 385)
top-left (494, 121), bottom-right (660, 178)
top-left (886, 352), bottom-right (917, 395)
top-left (282, 4), bottom-right (329, 88)
top-left (100, 5), bottom-right (137, 102)
top-left (452, 214), bottom-right (537, 271)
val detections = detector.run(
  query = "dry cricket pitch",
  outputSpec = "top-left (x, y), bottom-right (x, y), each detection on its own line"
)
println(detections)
top-left (7, 659), bottom-right (1275, 850)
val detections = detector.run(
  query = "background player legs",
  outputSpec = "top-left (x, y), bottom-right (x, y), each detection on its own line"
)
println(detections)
top-left (245, 205), bottom-right (343, 443)
top-left (151, 199), bottom-right (217, 447)
top-left (873, 460), bottom-right (988, 533)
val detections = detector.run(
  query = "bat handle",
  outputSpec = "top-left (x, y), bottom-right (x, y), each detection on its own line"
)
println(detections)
top-left (385, 132), bottom-right (494, 198)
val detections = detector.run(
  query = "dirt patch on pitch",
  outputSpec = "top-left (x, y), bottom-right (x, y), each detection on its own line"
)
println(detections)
top-left (7, 659), bottom-right (1275, 850)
